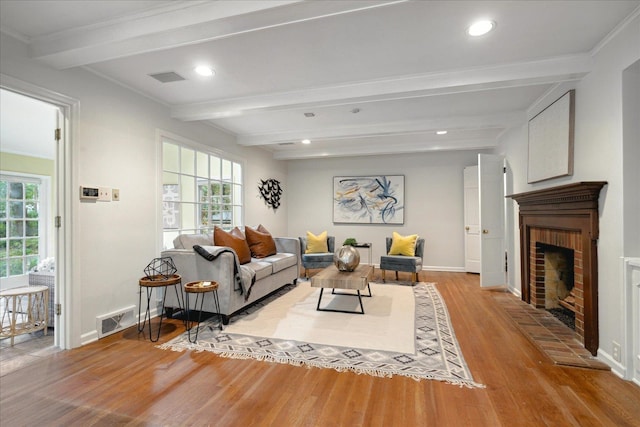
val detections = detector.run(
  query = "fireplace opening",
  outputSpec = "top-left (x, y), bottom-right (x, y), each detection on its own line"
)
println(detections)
top-left (538, 243), bottom-right (576, 330)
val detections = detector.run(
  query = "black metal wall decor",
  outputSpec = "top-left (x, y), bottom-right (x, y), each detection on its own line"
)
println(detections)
top-left (258, 178), bottom-right (282, 210)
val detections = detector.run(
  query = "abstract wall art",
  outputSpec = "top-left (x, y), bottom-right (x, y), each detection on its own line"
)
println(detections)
top-left (333, 175), bottom-right (404, 224)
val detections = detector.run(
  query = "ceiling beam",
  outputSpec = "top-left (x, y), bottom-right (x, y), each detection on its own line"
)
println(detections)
top-left (272, 137), bottom-right (499, 160)
top-left (172, 55), bottom-right (590, 122)
top-left (236, 111), bottom-right (524, 146)
top-left (29, 1), bottom-right (406, 69)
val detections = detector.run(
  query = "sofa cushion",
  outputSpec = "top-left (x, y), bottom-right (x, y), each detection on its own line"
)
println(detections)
top-left (214, 226), bottom-right (252, 264)
top-left (245, 225), bottom-right (277, 258)
top-left (262, 252), bottom-right (297, 273)
top-left (305, 230), bottom-right (329, 253)
top-left (173, 233), bottom-right (212, 249)
top-left (245, 260), bottom-right (273, 281)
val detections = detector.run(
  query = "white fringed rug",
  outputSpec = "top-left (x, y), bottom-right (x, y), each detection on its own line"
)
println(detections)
top-left (158, 281), bottom-right (484, 388)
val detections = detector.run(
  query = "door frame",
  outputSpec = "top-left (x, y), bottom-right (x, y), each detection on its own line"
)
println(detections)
top-left (1, 73), bottom-right (80, 349)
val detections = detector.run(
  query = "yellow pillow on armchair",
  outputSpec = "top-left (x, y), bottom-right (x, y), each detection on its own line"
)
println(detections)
top-left (305, 230), bottom-right (329, 253)
top-left (388, 232), bottom-right (418, 256)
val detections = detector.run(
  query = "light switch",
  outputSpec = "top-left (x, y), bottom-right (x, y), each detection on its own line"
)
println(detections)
top-left (112, 189), bottom-right (120, 201)
top-left (98, 187), bottom-right (112, 202)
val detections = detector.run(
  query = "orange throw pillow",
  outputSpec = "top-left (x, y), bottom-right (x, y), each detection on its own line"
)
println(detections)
top-left (213, 226), bottom-right (251, 264)
top-left (245, 225), bottom-right (277, 258)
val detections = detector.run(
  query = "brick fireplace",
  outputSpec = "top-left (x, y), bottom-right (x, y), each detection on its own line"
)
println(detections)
top-left (509, 182), bottom-right (606, 355)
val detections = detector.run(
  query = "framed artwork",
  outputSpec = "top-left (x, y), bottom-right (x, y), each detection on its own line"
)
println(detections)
top-left (333, 175), bottom-right (404, 224)
top-left (527, 90), bottom-right (575, 183)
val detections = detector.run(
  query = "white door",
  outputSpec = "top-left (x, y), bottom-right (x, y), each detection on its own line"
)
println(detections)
top-left (463, 166), bottom-right (480, 273)
top-left (479, 154), bottom-right (505, 287)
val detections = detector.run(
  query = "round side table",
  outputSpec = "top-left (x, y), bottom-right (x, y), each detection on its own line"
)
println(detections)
top-left (184, 281), bottom-right (222, 343)
top-left (0, 286), bottom-right (49, 346)
top-left (138, 274), bottom-right (183, 342)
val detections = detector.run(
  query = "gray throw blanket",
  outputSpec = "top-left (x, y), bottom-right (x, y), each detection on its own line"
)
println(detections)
top-left (193, 245), bottom-right (257, 301)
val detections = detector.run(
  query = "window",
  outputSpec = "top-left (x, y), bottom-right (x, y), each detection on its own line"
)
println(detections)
top-left (0, 174), bottom-right (47, 278)
top-left (162, 140), bottom-right (243, 248)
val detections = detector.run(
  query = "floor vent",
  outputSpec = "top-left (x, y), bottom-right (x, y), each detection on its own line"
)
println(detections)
top-left (96, 305), bottom-right (135, 339)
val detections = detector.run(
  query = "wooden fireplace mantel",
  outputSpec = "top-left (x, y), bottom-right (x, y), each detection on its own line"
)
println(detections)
top-left (508, 181), bottom-right (606, 355)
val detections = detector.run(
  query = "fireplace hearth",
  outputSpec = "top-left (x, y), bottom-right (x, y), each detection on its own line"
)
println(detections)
top-left (509, 181), bottom-right (606, 355)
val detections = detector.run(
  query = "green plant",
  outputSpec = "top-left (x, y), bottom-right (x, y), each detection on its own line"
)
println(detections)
top-left (343, 238), bottom-right (358, 246)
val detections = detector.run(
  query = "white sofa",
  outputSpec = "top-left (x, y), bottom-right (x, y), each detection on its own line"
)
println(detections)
top-left (161, 233), bottom-right (299, 324)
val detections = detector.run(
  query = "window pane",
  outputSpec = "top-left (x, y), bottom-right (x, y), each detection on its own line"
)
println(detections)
top-left (25, 238), bottom-right (39, 255)
top-left (0, 221), bottom-right (5, 238)
top-left (25, 220), bottom-right (38, 236)
top-left (0, 201), bottom-right (6, 219)
top-left (9, 258), bottom-right (23, 275)
top-left (9, 201), bottom-right (23, 218)
top-left (163, 142), bottom-right (179, 172)
top-left (197, 152), bottom-right (209, 178)
top-left (210, 156), bottom-right (221, 179)
top-left (233, 184), bottom-right (242, 205)
top-left (9, 183), bottom-right (23, 199)
top-left (0, 181), bottom-right (6, 199)
top-left (25, 201), bottom-right (38, 219)
top-left (25, 183), bottom-right (38, 200)
top-left (0, 259), bottom-right (6, 278)
top-left (182, 203), bottom-right (196, 230)
top-left (181, 147), bottom-right (195, 176)
top-left (0, 239), bottom-right (6, 257)
top-left (181, 176), bottom-right (196, 203)
top-left (233, 162), bottom-right (242, 184)
top-left (9, 221), bottom-right (23, 238)
top-left (26, 256), bottom-right (38, 271)
top-left (222, 159), bottom-right (232, 181)
top-left (233, 205), bottom-right (242, 227)
top-left (9, 240), bottom-right (23, 256)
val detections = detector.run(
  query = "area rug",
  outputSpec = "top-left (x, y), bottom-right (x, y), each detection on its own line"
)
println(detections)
top-left (158, 281), bottom-right (484, 388)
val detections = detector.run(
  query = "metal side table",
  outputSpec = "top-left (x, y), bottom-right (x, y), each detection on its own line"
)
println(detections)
top-left (184, 281), bottom-right (222, 343)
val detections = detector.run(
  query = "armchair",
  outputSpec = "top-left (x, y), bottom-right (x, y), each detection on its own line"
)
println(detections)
top-left (299, 235), bottom-right (335, 278)
top-left (380, 237), bottom-right (424, 284)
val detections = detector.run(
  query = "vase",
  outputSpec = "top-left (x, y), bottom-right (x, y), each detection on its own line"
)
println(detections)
top-left (334, 245), bottom-right (360, 272)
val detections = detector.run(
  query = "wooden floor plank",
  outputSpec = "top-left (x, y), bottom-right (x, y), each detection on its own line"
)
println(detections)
top-left (1, 271), bottom-right (639, 426)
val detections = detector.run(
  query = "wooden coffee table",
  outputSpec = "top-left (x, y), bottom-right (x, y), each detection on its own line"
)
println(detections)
top-left (310, 264), bottom-right (373, 314)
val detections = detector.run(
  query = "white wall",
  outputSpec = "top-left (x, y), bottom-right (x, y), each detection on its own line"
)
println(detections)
top-left (496, 12), bottom-right (640, 371)
top-left (286, 150), bottom-right (484, 270)
top-left (0, 33), bottom-right (288, 347)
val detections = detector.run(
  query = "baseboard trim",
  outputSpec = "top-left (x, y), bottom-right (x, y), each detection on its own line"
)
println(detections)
top-left (422, 266), bottom-right (466, 273)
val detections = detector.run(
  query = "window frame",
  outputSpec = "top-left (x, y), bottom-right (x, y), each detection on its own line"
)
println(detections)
top-left (0, 172), bottom-right (51, 284)
top-left (160, 134), bottom-right (244, 249)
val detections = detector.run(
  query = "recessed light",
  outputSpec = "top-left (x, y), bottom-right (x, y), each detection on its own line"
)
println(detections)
top-left (195, 66), bottom-right (215, 77)
top-left (436, 130), bottom-right (448, 135)
top-left (467, 20), bottom-right (496, 37)
top-left (301, 139), bottom-right (311, 145)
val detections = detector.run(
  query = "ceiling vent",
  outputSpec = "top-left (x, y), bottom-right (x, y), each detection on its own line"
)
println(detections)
top-left (148, 72), bottom-right (186, 83)
top-left (279, 142), bottom-right (295, 146)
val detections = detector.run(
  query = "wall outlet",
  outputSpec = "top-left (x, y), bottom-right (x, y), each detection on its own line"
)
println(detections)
top-left (612, 341), bottom-right (621, 362)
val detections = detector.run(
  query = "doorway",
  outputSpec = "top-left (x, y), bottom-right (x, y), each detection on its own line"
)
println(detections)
top-left (0, 78), bottom-right (74, 352)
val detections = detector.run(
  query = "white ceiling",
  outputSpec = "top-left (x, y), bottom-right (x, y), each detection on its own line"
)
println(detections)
top-left (1, 0), bottom-right (638, 160)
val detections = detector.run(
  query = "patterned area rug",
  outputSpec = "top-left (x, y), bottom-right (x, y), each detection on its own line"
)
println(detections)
top-left (159, 282), bottom-right (483, 388)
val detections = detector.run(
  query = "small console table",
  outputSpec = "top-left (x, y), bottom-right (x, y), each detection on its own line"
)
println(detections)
top-left (0, 286), bottom-right (49, 346)
top-left (353, 243), bottom-right (373, 266)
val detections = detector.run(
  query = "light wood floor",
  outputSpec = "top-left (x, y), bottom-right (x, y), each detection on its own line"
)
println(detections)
top-left (1, 271), bottom-right (639, 426)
